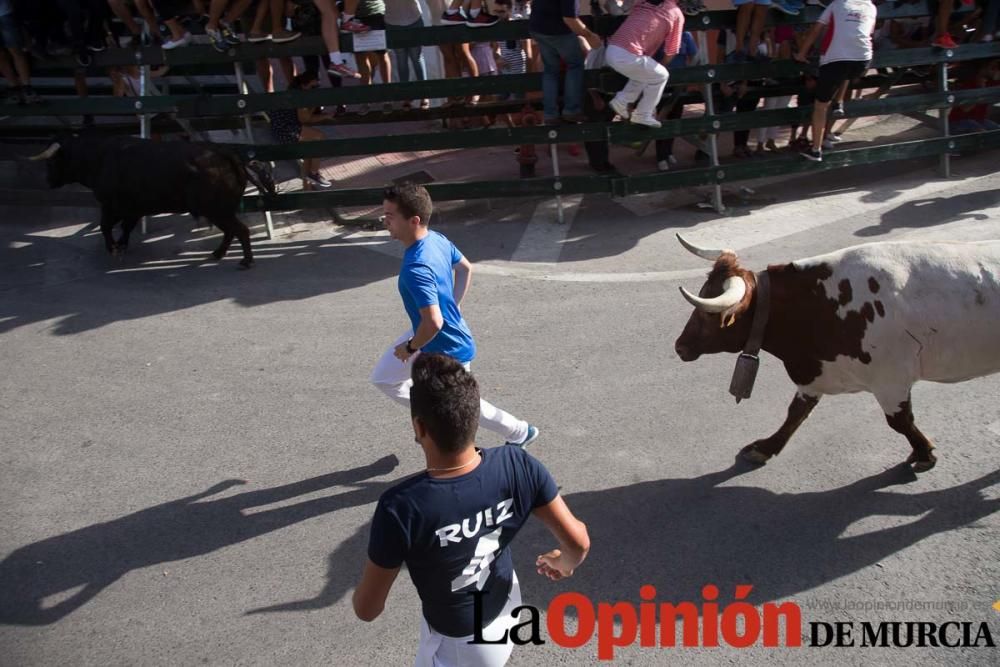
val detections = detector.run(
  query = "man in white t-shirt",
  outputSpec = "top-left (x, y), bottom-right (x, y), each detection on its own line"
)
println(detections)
top-left (794, 0), bottom-right (877, 161)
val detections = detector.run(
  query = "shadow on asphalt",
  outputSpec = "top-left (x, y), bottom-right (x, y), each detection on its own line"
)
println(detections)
top-left (242, 460), bottom-right (999, 623)
top-left (511, 462), bottom-right (1000, 615)
top-left (0, 455), bottom-right (401, 626)
top-left (858, 189), bottom-right (1000, 236)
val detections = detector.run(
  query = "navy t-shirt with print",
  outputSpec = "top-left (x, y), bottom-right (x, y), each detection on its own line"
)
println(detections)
top-left (368, 446), bottom-right (559, 637)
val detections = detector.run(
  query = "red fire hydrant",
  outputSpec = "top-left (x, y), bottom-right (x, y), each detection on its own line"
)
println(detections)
top-left (517, 104), bottom-right (540, 179)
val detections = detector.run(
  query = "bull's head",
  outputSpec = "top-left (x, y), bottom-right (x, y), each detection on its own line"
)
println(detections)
top-left (26, 136), bottom-right (75, 188)
top-left (674, 234), bottom-right (757, 361)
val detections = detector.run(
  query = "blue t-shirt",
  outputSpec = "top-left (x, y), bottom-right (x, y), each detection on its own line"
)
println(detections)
top-left (368, 446), bottom-right (559, 637)
top-left (399, 231), bottom-right (476, 363)
top-left (528, 0), bottom-right (578, 36)
top-left (669, 32), bottom-right (697, 69)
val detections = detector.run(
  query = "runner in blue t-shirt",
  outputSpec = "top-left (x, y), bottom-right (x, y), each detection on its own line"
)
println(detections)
top-left (370, 183), bottom-right (539, 448)
top-left (354, 354), bottom-right (590, 666)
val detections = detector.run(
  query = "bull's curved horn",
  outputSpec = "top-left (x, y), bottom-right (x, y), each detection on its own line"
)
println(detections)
top-left (27, 142), bottom-right (61, 161)
top-left (675, 233), bottom-right (731, 261)
top-left (678, 276), bottom-right (747, 313)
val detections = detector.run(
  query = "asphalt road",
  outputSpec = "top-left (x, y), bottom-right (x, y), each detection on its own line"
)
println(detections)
top-left (1, 152), bottom-right (999, 666)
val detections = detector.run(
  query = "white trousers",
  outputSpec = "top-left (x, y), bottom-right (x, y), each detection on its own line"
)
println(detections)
top-left (606, 44), bottom-right (669, 118)
top-left (414, 572), bottom-right (522, 667)
top-left (370, 331), bottom-right (529, 444)
top-left (756, 94), bottom-right (793, 143)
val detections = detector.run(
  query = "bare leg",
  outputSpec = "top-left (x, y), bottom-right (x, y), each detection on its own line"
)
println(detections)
top-left (734, 4), bottom-right (753, 54)
top-left (740, 393), bottom-right (820, 464)
top-left (748, 5), bottom-right (768, 56)
top-left (0, 50), bottom-right (16, 86)
top-left (206, 0), bottom-right (230, 32)
top-left (7, 48), bottom-right (30, 85)
top-left (811, 99), bottom-right (830, 151)
top-left (312, 0), bottom-right (342, 54)
top-left (933, 0), bottom-right (955, 42)
top-left (884, 397), bottom-right (937, 472)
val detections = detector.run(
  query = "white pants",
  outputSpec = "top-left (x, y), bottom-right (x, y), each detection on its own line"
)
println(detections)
top-left (414, 572), bottom-right (522, 667)
top-left (606, 44), bottom-right (669, 118)
top-left (370, 331), bottom-right (529, 444)
top-left (756, 95), bottom-right (793, 143)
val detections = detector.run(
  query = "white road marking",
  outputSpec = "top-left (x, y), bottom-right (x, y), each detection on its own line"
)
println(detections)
top-left (510, 195), bottom-right (583, 265)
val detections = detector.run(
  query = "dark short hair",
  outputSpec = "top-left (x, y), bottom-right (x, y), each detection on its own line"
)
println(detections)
top-left (383, 182), bottom-right (433, 225)
top-left (410, 354), bottom-right (480, 454)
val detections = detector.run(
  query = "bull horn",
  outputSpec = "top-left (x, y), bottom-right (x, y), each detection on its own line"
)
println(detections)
top-left (678, 276), bottom-right (747, 313)
top-left (676, 233), bottom-right (732, 261)
top-left (27, 142), bottom-right (60, 161)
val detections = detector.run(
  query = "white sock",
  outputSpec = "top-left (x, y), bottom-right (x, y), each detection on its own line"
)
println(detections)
top-left (342, 13), bottom-right (354, 21)
top-left (329, 51), bottom-right (344, 65)
top-left (445, 8), bottom-right (459, 14)
top-left (470, 8), bottom-right (481, 17)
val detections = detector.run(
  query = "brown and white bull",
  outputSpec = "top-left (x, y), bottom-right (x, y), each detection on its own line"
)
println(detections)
top-left (673, 234), bottom-right (1000, 472)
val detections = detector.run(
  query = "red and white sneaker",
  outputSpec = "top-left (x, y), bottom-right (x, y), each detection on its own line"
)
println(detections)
top-left (328, 62), bottom-right (361, 79)
top-left (441, 11), bottom-right (466, 25)
top-left (341, 18), bottom-right (370, 33)
top-left (466, 12), bottom-right (499, 27)
top-left (932, 33), bottom-right (957, 49)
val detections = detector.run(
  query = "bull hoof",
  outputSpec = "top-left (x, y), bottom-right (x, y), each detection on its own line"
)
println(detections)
top-left (211, 250), bottom-right (225, 260)
top-left (739, 443), bottom-right (772, 465)
top-left (906, 452), bottom-right (937, 473)
top-left (111, 244), bottom-right (125, 257)
top-left (238, 258), bottom-right (254, 270)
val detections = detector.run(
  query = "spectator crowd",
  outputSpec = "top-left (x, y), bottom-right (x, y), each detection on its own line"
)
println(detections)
top-left (0, 0), bottom-right (998, 181)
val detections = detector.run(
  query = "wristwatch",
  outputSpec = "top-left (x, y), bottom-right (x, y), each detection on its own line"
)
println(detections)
top-left (405, 339), bottom-right (418, 354)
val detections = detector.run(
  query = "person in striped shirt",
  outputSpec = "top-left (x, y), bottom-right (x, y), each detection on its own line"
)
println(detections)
top-left (605, 0), bottom-right (685, 128)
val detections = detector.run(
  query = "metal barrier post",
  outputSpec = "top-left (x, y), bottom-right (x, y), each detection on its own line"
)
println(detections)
top-left (235, 60), bottom-right (274, 239)
top-left (139, 43), bottom-right (151, 235)
top-left (548, 131), bottom-right (565, 224)
top-left (938, 60), bottom-right (951, 179)
top-left (702, 80), bottom-right (725, 213)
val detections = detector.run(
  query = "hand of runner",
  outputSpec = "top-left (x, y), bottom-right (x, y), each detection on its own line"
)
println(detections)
top-left (536, 549), bottom-right (574, 580)
top-left (394, 342), bottom-right (412, 362)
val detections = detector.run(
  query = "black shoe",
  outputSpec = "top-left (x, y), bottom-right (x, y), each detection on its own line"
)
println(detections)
top-left (560, 112), bottom-right (588, 124)
top-left (220, 22), bottom-right (242, 45)
top-left (800, 148), bottom-right (822, 162)
top-left (831, 102), bottom-right (845, 118)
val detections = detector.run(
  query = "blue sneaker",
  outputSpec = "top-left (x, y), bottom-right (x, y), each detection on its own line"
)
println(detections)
top-left (506, 425), bottom-right (539, 449)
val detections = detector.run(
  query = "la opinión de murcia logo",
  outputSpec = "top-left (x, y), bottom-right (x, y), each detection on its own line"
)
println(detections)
top-left (467, 585), bottom-right (997, 660)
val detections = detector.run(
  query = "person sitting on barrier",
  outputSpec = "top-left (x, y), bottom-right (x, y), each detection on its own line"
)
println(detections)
top-left (282, 0), bottom-right (359, 79)
top-left (107, 0), bottom-right (162, 47)
top-left (755, 25), bottom-right (793, 153)
top-left (425, 0), bottom-right (481, 110)
top-left (352, 0), bottom-right (391, 112)
top-left (440, 0), bottom-right (500, 27)
top-left (794, 0), bottom-right (876, 162)
top-left (204, 0), bottom-right (299, 51)
top-left (0, 0), bottom-right (42, 105)
top-left (726, 0), bottom-right (770, 63)
top-left (604, 0), bottom-right (684, 129)
top-left (949, 57), bottom-right (1000, 132)
top-left (387, 0), bottom-right (429, 107)
top-left (654, 29), bottom-right (697, 169)
top-left (930, 0), bottom-right (958, 49)
top-left (530, 0), bottom-right (602, 124)
top-left (270, 71), bottom-right (334, 189)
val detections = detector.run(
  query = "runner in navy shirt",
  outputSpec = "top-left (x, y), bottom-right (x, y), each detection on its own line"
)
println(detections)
top-left (370, 183), bottom-right (540, 448)
top-left (354, 354), bottom-right (590, 666)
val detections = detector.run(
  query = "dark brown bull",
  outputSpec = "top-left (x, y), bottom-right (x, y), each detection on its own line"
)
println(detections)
top-left (29, 135), bottom-right (270, 269)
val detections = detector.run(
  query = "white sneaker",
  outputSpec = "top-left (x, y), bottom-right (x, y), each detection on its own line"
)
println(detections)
top-left (657, 159), bottom-right (671, 171)
top-left (162, 32), bottom-right (192, 49)
top-left (630, 113), bottom-right (661, 128)
top-left (609, 97), bottom-right (630, 120)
